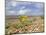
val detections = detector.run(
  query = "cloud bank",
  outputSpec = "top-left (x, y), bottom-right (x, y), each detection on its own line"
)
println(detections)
top-left (5, 0), bottom-right (44, 16)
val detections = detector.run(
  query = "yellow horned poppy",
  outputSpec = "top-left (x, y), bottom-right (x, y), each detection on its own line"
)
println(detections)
top-left (19, 16), bottom-right (28, 22)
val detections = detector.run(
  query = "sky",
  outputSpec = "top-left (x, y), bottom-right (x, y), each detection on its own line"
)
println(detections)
top-left (5, 0), bottom-right (44, 16)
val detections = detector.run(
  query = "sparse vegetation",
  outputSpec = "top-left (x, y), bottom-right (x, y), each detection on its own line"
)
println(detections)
top-left (41, 16), bottom-right (44, 19)
top-left (5, 16), bottom-right (44, 35)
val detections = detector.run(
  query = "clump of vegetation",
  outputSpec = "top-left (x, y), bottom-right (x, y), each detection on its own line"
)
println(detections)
top-left (41, 16), bottom-right (44, 19)
top-left (5, 23), bottom-right (10, 29)
top-left (18, 16), bottom-right (28, 22)
top-left (15, 21), bottom-right (32, 29)
top-left (15, 23), bottom-right (24, 29)
top-left (14, 16), bottom-right (32, 29)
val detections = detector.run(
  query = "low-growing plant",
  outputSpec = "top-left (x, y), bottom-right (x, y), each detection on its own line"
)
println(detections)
top-left (15, 23), bottom-right (24, 29)
top-left (41, 16), bottom-right (44, 19)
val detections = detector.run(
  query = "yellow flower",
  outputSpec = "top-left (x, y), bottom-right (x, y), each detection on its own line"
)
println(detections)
top-left (19, 16), bottom-right (28, 22)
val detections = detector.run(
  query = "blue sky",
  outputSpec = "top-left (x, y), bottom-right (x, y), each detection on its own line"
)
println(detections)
top-left (5, 0), bottom-right (44, 16)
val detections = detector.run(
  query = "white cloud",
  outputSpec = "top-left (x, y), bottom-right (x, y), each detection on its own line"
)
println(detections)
top-left (18, 9), bottom-right (31, 15)
top-left (20, 6), bottom-right (26, 9)
top-left (9, 11), bottom-right (15, 14)
top-left (11, 1), bottom-right (17, 7)
top-left (18, 9), bottom-right (27, 15)
top-left (6, 11), bottom-right (15, 15)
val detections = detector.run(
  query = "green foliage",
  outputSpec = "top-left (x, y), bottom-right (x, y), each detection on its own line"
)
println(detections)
top-left (14, 20), bottom-right (32, 29)
top-left (41, 16), bottom-right (44, 19)
top-left (5, 29), bottom-right (9, 35)
top-left (5, 23), bottom-right (10, 29)
top-left (15, 23), bottom-right (24, 29)
top-left (23, 20), bottom-right (32, 26)
top-left (5, 26), bottom-right (9, 29)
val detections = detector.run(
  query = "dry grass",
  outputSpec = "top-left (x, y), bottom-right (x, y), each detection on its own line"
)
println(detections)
top-left (5, 16), bottom-right (44, 35)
